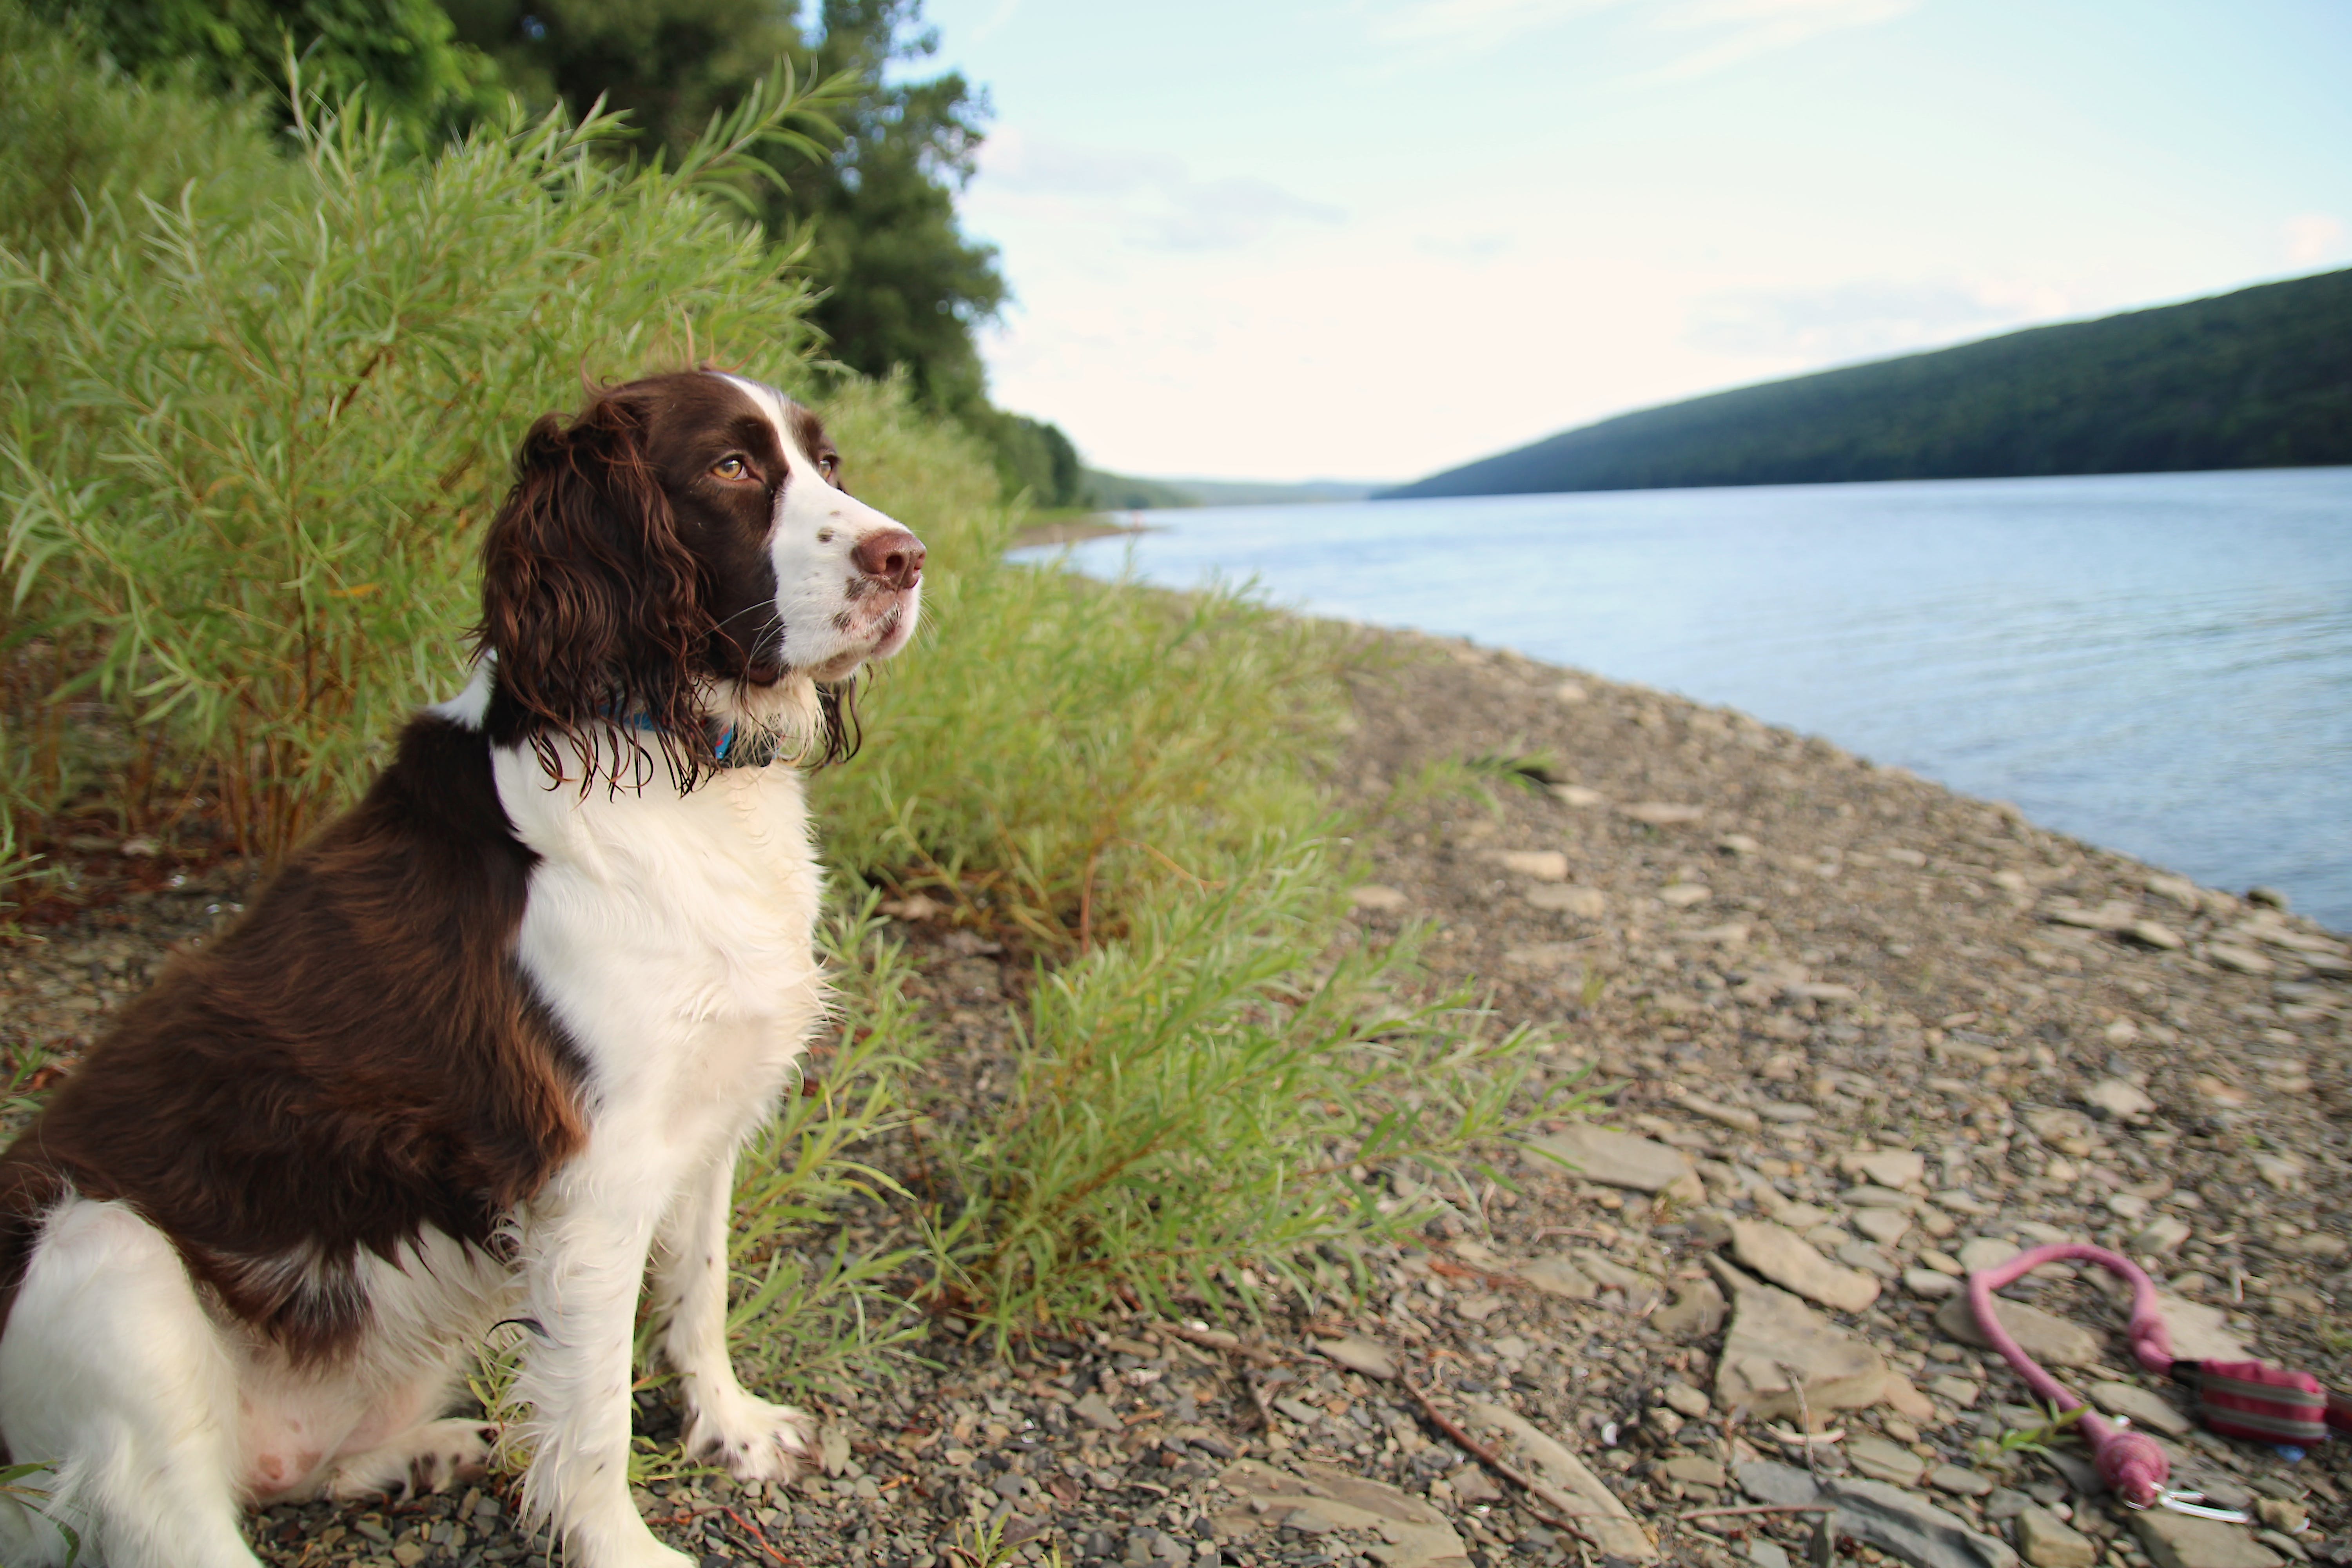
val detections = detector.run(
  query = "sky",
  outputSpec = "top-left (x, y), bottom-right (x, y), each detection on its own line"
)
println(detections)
top-left (901, 0), bottom-right (2352, 484)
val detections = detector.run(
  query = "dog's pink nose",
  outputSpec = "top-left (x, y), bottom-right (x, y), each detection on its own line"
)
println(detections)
top-left (852, 528), bottom-right (925, 589)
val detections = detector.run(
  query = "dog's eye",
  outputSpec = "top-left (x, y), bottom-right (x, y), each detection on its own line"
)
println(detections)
top-left (818, 454), bottom-right (838, 479)
top-left (713, 456), bottom-right (749, 481)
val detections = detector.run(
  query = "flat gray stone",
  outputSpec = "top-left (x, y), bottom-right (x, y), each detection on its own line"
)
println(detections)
top-left (2156, 1292), bottom-right (2254, 1362)
top-left (1823, 1475), bottom-right (2022, 1568)
top-left (1653, 1276), bottom-right (1729, 1341)
top-left (1936, 1295), bottom-right (2105, 1368)
top-left (2131, 1508), bottom-right (2284, 1568)
top-left (1931, 1464), bottom-right (1996, 1497)
top-left (2015, 1505), bottom-right (2097, 1567)
top-left (1466, 1402), bottom-right (1655, 1561)
top-left (1958, 1237), bottom-right (2021, 1274)
top-left (2085, 1078), bottom-right (2156, 1119)
top-left (1709, 1257), bottom-right (1889, 1422)
top-left (1514, 1256), bottom-right (1596, 1300)
top-left (1845, 1435), bottom-right (1926, 1486)
top-left (1737, 1460), bottom-right (1821, 1508)
top-left (1072, 1391), bottom-right (1123, 1432)
top-left (1855, 1207), bottom-right (1913, 1245)
top-left (1733, 1218), bottom-right (1883, 1312)
top-left (1907, 1267), bottom-right (1962, 1299)
top-left (2089, 1381), bottom-right (2192, 1437)
top-left (1526, 1124), bottom-right (1702, 1198)
top-left (1314, 1334), bottom-right (1399, 1380)
top-left (1842, 1149), bottom-right (1928, 1189)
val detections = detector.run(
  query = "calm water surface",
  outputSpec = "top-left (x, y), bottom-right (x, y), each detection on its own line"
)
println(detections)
top-left (1021, 468), bottom-right (2352, 929)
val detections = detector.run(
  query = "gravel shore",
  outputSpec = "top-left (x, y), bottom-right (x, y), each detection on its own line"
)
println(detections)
top-left (4, 626), bottom-right (2348, 1568)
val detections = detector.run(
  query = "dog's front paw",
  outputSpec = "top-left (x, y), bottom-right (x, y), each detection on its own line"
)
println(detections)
top-left (680, 1391), bottom-right (817, 1483)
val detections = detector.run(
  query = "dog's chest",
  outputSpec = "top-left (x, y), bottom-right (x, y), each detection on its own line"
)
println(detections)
top-left (495, 753), bottom-right (828, 1123)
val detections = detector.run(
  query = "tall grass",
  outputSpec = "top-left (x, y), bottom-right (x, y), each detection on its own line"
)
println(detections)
top-left (0, 23), bottom-right (838, 859)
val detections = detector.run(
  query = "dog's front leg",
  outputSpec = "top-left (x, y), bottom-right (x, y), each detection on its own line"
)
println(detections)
top-left (512, 1196), bottom-right (688, 1568)
top-left (653, 1146), bottom-right (817, 1481)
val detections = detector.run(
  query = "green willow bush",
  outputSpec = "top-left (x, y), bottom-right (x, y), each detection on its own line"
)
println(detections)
top-left (1, 25), bottom-right (840, 858)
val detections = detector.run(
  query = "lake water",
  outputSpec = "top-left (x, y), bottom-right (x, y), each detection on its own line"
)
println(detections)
top-left (1018, 467), bottom-right (2352, 930)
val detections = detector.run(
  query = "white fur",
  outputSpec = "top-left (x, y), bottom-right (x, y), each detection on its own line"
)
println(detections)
top-left (0, 375), bottom-right (917, 1567)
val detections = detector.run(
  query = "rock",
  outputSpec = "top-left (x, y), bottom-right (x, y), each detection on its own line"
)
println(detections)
top-left (1984, 1489), bottom-right (2032, 1522)
top-left (1881, 1373), bottom-right (1938, 1423)
top-left (1659, 1455), bottom-right (1726, 1488)
top-left (2014, 1505), bottom-right (2098, 1567)
top-left (1446, 1462), bottom-right (1503, 1506)
top-left (2253, 1500), bottom-right (2307, 1535)
top-left (1526, 1124), bottom-right (1702, 1198)
top-left (2088, 1381), bottom-right (2192, 1437)
top-left (1935, 1295), bottom-right (2105, 1368)
top-left (1855, 1209), bottom-right (1913, 1246)
top-left (1845, 1183), bottom-right (1922, 1211)
top-left (1737, 1461), bottom-right (1822, 1508)
top-left (1653, 1277), bottom-right (1729, 1341)
top-left (1927, 1375), bottom-right (1982, 1408)
top-left (2253, 1152), bottom-right (2306, 1191)
top-left (1579, 1252), bottom-right (1664, 1312)
top-left (1708, 1258), bottom-right (1890, 1421)
top-left (1464, 1402), bottom-right (1655, 1561)
top-left (1958, 1238), bottom-right (2021, 1274)
top-left (1659, 882), bottom-right (1711, 907)
top-left (1515, 1256), bottom-right (1597, 1300)
top-left (1838, 1240), bottom-right (1897, 1278)
top-left (1314, 1335), bottom-right (1399, 1381)
top-left (1842, 1150), bottom-right (1928, 1189)
top-left (2085, 1078), bottom-right (2157, 1119)
top-left (2127, 919), bottom-right (2187, 951)
top-left (1931, 1465), bottom-right (1996, 1497)
top-left (1072, 1391), bottom-right (1123, 1432)
top-left (2207, 946), bottom-right (2276, 976)
top-left (1679, 1092), bottom-right (1764, 1134)
top-left (1907, 1267), bottom-right (1962, 1299)
top-left (1746, 1543), bottom-right (1792, 1568)
top-left (1497, 849), bottom-right (1570, 881)
top-left (1503, 942), bottom-right (1588, 971)
top-left (1524, 884), bottom-right (1606, 917)
top-left (1350, 885), bottom-right (1409, 912)
top-left (2154, 1292), bottom-right (2253, 1361)
top-left (1221, 1461), bottom-right (1470, 1568)
top-left (2131, 1508), bottom-right (2284, 1568)
top-left (1551, 783), bottom-right (1604, 806)
top-left (1846, 1435), bottom-right (1926, 1486)
top-left (1621, 802), bottom-right (1706, 826)
top-left (1826, 1475), bottom-right (2024, 1568)
top-left (1731, 1219), bottom-right (1883, 1312)
top-left (1662, 1381), bottom-right (1712, 1419)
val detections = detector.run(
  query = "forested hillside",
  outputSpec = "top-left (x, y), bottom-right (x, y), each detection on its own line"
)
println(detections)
top-left (1388, 267), bottom-right (2352, 499)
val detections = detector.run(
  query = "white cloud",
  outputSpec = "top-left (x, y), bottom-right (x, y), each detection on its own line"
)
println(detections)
top-left (2283, 213), bottom-right (2348, 269)
top-left (976, 129), bottom-right (1344, 252)
top-left (1686, 275), bottom-right (2071, 362)
top-left (1363, 0), bottom-right (1916, 75)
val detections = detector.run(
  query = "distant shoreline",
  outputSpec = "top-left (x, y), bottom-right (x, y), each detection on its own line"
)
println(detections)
top-left (1005, 513), bottom-right (1155, 551)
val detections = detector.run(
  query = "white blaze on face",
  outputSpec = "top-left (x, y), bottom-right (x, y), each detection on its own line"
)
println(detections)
top-left (718, 374), bottom-right (922, 680)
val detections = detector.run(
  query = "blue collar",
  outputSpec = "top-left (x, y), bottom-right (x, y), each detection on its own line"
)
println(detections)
top-left (617, 713), bottom-right (773, 769)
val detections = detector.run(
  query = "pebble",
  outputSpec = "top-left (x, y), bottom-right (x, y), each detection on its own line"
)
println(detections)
top-left (1526, 1124), bottom-right (1702, 1198)
top-left (1930, 1464), bottom-right (1996, 1497)
top-left (1497, 849), bottom-right (1570, 881)
top-left (1349, 884), bottom-right (1410, 911)
top-left (2089, 1380), bottom-right (2192, 1437)
top-left (2085, 1077), bottom-right (2157, 1119)
top-left (2015, 1504), bottom-right (2098, 1567)
top-left (1906, 1267), bottom-right (1962, 1298)
top-left (1313, 1335), bottom-right (1399, 1381)
top-left (1845, 1435), bottom-right (1927, 1486)
top-left (1731, 1218), bottom-right (1882, 1312)
top-left (2131, 1508), bottom-right (2285, 1567)
top-left (1524, 883), bottom-right (1606, 916)
top-left (1855, 1208), bottom-right (1913, 1246)
top-left (1958, 1237), bottom-right (2021, 1274)
top-left (1935, 1295), bottom-right (2105, 1368)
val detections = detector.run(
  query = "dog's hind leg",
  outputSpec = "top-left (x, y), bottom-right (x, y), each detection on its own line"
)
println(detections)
top-left (649, 1147), bottom-right (816, 1482)
top-left (0, 1197), bottom-right (260, 1568)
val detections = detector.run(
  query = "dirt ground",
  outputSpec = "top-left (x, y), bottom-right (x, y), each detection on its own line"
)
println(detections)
top-left (4, 624), bottom-right (2348, 1568)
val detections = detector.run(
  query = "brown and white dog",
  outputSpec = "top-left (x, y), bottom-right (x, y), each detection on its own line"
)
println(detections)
top-left (0, 372), bottom-right (923, 1568)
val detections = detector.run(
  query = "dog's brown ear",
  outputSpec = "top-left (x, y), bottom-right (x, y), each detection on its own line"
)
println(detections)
top-left (477, 392), bottom-right (716, 785)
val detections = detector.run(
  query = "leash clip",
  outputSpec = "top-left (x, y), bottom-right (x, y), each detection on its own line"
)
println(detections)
top-left (2139, 1490), bottom-right (2250, 1523)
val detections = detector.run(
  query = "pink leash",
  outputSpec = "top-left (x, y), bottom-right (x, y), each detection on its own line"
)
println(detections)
top-left (1967, 1243), bottom-right (2174, 1508)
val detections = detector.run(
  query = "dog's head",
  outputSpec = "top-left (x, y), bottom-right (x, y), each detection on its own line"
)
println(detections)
top-left (478, 371), bottom-right (924, 784)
